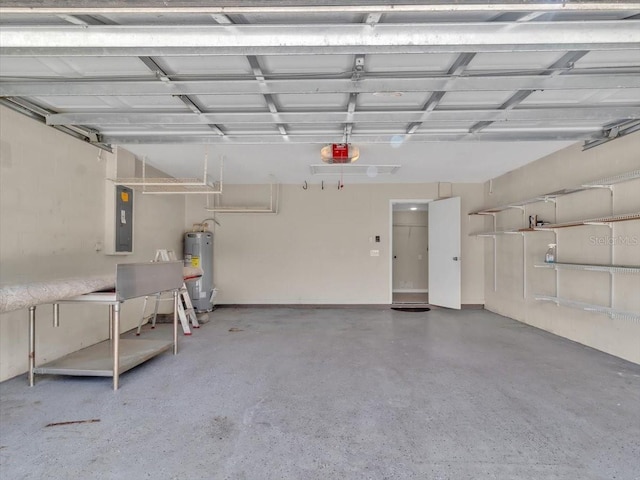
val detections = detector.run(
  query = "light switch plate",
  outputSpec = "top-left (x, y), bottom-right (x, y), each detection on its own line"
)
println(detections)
top-left (370, 249), bottom-right (380, 257)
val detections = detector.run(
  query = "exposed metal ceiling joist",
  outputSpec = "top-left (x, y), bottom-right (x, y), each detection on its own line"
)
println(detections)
top-left (469, 50), bottom-right (589, 133)
top-left (2, 1), bottom-right (639, 15)
top-left (99, 130), bottom-right (601, 145)
top-left (46, 107), bottom-right (640, 126)
top-left (137, 56), bottom-right (226, 136)
top-left (3, 74), bottom-right (639, 97)
top-left (2, 22), bottom-right (639, 57)
top-left (0, 97), bottom-right (112, 151)
top-left (406, 52), bottom-right (476, 134)
top-left (583, 120), bottom-right (640, 150)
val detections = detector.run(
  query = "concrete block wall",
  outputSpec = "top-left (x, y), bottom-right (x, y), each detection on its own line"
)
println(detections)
top-left (185, 183), bottom-right (485, 305)
top-left (482, 134), bottom-right (640, 364)
top-left (0, 106), bottom-right (186, 381)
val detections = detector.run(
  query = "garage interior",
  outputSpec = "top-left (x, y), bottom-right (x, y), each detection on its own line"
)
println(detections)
top-left (1, 1), bottom-right (639, 479)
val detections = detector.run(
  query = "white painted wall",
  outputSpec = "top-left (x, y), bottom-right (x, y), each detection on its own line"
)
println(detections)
top-left (482, 133), bottom-right (640, 364)
top-left (392, 211), bottom-right (429, 291)
top-left (185, 183), bottom-right (484, 305)
top-left (0, 106), bottom-right (186, 381)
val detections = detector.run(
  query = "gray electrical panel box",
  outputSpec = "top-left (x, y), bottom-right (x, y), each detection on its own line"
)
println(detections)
top-left (115, 185), bottom-right (133, 253)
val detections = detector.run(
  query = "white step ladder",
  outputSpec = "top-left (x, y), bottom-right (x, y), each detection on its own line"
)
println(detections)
top-left (136, 249), bottom-right (199, 336)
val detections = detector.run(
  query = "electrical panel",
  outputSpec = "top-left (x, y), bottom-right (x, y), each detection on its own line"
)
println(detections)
top-left (115, 186), bottom-right (133, 253)
top-left (105, 183), bottom-right (134, 255)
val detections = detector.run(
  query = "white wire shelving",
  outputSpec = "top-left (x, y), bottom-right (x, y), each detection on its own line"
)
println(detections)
top-left (534, 263), bottom-right (640, 275)
top-left (532, 212), bottom-right (640, 230)
top-left (534, 295), bottom-right (640, 322)
top-left (469, 169), bottom-right (640, 215)
top-left (111, 157), bottom-right (223, 195)
top-left (205, 180), bottom-right (280, 214)
top-left (470, 212), bottom-right (640, 236)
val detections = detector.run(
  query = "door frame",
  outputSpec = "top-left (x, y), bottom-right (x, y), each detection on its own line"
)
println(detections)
top-left (389, 199), bottom-right (433, 304)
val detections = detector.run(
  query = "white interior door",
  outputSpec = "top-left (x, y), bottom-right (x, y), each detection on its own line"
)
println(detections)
top-left (428, 197), bottom-right (461, 309)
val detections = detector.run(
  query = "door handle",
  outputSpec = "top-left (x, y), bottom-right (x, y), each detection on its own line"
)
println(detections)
top-left (452, 256), bottom-right (459, 261)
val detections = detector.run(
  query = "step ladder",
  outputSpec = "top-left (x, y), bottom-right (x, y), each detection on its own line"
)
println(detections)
top-left (136, 249), bottom-right (199, 336)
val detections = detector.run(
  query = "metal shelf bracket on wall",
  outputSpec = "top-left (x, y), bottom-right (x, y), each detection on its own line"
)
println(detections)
top-left (111, 156), bottom-right (223, 195)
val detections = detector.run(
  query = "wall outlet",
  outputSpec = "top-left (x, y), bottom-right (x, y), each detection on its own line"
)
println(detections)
top-left (370, 249), bottom-right (380, 257)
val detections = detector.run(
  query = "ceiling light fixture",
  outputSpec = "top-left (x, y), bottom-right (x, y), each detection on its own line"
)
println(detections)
top-left (320, 143), bottom-right (360, 164)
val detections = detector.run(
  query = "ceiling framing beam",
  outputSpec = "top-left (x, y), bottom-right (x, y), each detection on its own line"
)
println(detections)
top-left (212, 13), bottom-right (288, 139)
top-left (99, 130), bottom-right (602, 145)
top-left (45, 107), bottom-right (640, 126)
top-left (2, 2), bottom-right (639, 15)
top-left (4, 73), bottom-right (639, 97)
top-left (406, 52), bottom-right (476, 134)
top-left (344, 16), bottom-right (380, 143)
top-left (2, 22), bottom-right (639, 56)
top-left (246, 55), bottom-right (288, 138)
top-left (583, 120), bottom-right (640, 150)
top-left (0, 97), bottom-right (112, 151)
top-left (469, 50), bottom-right (589, 133)
top-left (406, 9), bottom-right (555, 135)
top-left (137, 56), bottom-right (225, 136)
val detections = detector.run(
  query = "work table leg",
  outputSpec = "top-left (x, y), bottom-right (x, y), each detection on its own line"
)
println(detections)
top-left (112, 302), bottom-right (120, 391)
top-left (173, 290), bottom-right (178, 355)
top-left (28, 306), bottom-right (36, 387)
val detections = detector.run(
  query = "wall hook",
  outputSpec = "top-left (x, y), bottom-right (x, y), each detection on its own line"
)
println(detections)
top-left (303, 181), bottom-right (308, 190)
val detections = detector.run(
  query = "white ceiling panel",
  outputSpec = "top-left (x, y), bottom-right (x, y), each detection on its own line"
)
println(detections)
top-left (383, 11), bottom-right (499, 23)
top-left (0, 57), bottom-right (151, 77)
top-left (100, 124), bottom-right (214, 134)
top-left (223, 124), bottom-right (281, 134)
top-left (535, 11), bottom-right (640, 21)
top-left (275, 93), bottom-right (347, 110)
top-left (154, 56), bottom-right (252, 76)
top-left (240, 13), bottom-right (363, 25)
top-left (100, 14), bottom-right (218, 25)
top-left (358, 92), bottom-right (429, 109)
top-left (520, 89), bottom-right (604, 105)
top-left (575, 50), bottom-right (640, 68)
top-left (482, 122), bottom-right (604, 131)
top-left (287, 125), bottom-right (344, 134)
top-left (365, 53), bottom-right (457, 73)
top-left (597, 88), bottom-right (640, 103)
top-left (0, 14), bottom-right (69, 25)
top-left (353, 123), bottom-right (409, 134)
top-left (522, 88), bottom-right (640, 106)
top-left (192, 94), bottom-right (268, 110)
top-left (467, 52), bottom-right (567, 72)
top-left (259, 55), bottom-right (354, 75)
top-left (33, 95), bottom-right (184, 111)
top-left (438, 91), bottom-right (514, 107)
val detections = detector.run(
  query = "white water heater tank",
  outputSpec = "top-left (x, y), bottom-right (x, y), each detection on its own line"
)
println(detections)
top-left (184, 231), bottom-right (214, 312)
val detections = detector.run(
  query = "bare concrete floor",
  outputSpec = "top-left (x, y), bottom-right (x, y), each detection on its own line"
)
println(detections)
top-left (1, 308), bottom-right (639, 480)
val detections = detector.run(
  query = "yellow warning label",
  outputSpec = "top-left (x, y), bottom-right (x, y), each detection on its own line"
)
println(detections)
top-left (191, 257), bottom-right (200, 268)
top-left (121, 191), bottom-right (129, 202)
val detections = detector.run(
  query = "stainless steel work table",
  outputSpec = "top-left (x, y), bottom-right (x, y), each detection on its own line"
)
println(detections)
top-left (28, 262), bottom-right (184, 390)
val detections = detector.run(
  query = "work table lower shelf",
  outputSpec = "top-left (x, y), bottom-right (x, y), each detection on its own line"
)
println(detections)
top-left (33, 338), bottom-right (173, 377)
